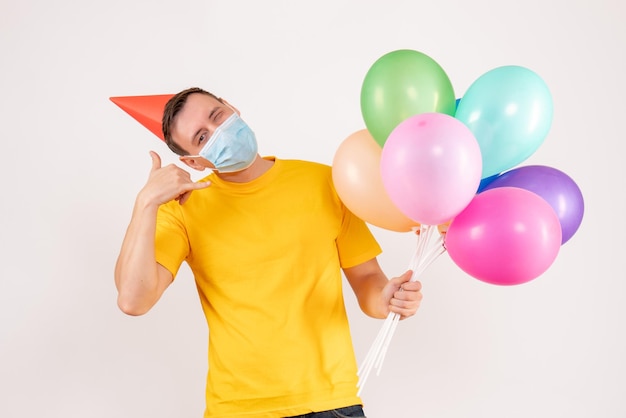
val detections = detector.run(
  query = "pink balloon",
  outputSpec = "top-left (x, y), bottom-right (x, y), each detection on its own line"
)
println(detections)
top-left (380, 113), bottom-right (482, 225)
top-left (445, 187), bottom-right (562, 285)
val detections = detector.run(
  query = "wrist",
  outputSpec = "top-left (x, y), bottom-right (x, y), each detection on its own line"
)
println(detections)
top-left (134, 190), bottom-right (161, 214)
top-left (364, 289), bottom-right (391, 319)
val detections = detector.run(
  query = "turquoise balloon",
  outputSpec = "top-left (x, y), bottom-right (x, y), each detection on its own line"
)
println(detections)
top-left (455, 66), bottom-right (553, 178)
top-left (361, 49), bottom-right (456, 147)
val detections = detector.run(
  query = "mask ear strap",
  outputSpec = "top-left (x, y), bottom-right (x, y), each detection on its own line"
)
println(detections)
top-left (179, 155), bottom-right (216, 171)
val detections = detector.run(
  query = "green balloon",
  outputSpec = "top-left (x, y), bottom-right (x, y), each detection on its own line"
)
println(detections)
top-left (361, 49), bottom-right (456, 146)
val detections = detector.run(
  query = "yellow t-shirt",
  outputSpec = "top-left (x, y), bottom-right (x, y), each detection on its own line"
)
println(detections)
top-left (155, 158), bottom-right (382, 418)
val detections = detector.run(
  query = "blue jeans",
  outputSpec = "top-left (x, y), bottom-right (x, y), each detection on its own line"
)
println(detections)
top-left (284, 404), bottom-right (366, 418)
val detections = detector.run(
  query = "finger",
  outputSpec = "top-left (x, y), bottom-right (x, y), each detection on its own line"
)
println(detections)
top-left (395, 282), bottom-right (422, 300)
top-left (177, 191), bottom-right (192, 205)
top-left (394, 288), bottom-right (423, 303)
top-left (391, 292), bottom-right (422, 309)
top-left (149, 151), bottom-right (162, 172)
top-left (400, 280), bottom-right (422, 292)
top-left (192, 180), bottom-right (212, 190)
top-left (389, 304), bottom-right (420, 320)
top-left (390, 297), bottom-right (421, 310)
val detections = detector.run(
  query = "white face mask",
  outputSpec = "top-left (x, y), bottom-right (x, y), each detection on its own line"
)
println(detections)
top-left (196, 112), bottom-right (258, 173)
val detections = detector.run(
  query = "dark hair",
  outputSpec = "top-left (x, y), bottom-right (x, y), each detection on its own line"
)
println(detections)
top-left (162, 87), bottom-right (222, 156)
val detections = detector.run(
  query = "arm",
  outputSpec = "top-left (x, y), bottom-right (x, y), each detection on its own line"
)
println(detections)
top-left (343, 258), bottom-right (422, 320)
top-left (114, 151), bottom-right (211, 316)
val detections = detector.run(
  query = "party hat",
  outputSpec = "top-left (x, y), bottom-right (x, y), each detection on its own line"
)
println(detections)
top-left (110, 94), bottom-right (174, 141)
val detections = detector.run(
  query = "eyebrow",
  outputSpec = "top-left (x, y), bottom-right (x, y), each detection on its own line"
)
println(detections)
top-left (191, 105), bottom-right (220, 146)
top-left (208, 106), bottom-right (219, 121)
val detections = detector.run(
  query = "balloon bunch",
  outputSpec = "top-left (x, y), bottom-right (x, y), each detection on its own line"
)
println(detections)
top-left (331, 49), bottom-right (584, 394)
top-left (447, 66), bottom-right (583, 284)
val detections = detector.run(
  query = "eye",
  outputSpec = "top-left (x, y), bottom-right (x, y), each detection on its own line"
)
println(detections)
top-left (199, 133), bottom-right (207, 143)
top-left (209, 108), bottom-right (222, 123)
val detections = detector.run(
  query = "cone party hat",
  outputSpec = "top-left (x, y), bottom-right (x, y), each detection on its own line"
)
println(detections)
top-left (110, 94), bottom-right (174, 141)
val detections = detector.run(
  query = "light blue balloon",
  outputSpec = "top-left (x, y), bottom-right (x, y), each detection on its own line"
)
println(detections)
top-left (455, 66), bottom-right (553, 178)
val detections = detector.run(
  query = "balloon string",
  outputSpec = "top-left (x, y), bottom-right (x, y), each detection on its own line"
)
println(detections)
top-left (374, 229), bottom-right (445, 374)
top-left (357, 229), bottom-right (428, 393)
top-left (372, 225), bottom-right (433, 372)
top-left (357, 225), bottom-right (447, 396)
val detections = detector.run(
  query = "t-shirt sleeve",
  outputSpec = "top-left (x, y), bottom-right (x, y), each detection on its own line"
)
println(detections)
top-left (154, 202), bottom-right (190, 279)
top-left (336, 204), bottom-right (382, 269)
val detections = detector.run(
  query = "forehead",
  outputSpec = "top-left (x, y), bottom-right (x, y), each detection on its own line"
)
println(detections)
top-left (171, 93), bottom-right (221, 136)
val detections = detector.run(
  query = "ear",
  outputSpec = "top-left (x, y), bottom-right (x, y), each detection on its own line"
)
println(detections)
top-left (180, 155), bottom-right (211, 171)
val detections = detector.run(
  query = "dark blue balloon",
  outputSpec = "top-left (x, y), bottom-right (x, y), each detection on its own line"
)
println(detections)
top-left (477, 173), bottom-right (499, 193)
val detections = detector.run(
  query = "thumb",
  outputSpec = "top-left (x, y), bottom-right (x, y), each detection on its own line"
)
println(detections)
top-left (149, 151), bottom-right (162, 172)
top-left (392, 270), bottom-right (413, 285)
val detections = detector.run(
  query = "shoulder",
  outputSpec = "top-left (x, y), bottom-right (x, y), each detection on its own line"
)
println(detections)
top-left (279, 159), bottom-right (331, 176)
top-left (277, 159), bottom-right (334, 189)
top-left (275, 159), bottom-right (340, 202)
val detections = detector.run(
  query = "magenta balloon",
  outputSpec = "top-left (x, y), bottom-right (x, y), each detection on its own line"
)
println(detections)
top-left (445, 187), bottom-right (562, 285)
top-left (380, 113), bottom-right (482, 225)
top-left (481, 165), bottom-right (584, 244)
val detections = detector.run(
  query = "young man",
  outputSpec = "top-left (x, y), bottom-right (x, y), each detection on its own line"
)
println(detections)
top-left (114, 87), bottom-right (423, 418)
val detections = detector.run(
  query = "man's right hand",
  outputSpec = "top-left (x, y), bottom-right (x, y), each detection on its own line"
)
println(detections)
top-left (138, 151), bottom-right (211, 206)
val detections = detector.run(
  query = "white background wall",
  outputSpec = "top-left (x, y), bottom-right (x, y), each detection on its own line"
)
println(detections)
top-left (1, 0), bottom-right (624, 417)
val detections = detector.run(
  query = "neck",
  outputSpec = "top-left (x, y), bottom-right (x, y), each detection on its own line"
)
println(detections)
top-left (215, 155), bottom-right (274, 183)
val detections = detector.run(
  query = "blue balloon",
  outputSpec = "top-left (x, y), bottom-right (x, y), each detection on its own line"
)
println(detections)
top-left (455, 66), bottom-right (553, 178)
